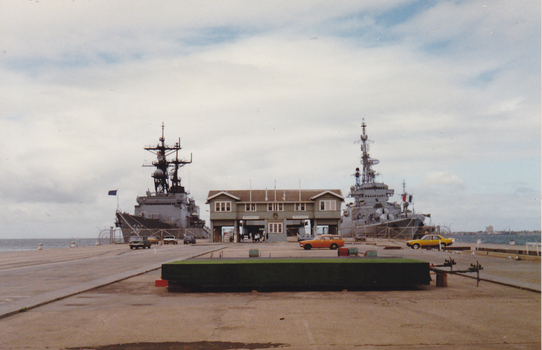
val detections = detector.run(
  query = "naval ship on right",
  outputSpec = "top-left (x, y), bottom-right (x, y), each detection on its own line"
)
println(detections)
top-left (341, 120), bottom-right (437, 239)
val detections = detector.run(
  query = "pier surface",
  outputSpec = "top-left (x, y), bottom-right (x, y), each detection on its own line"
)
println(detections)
top-left (0, 243), bottom-right (224, 318)
top-left (0, 240), bottom-right (540, 350)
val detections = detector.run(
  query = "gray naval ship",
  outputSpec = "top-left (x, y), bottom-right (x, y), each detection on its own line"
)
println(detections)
top-left (341, 120), bottom-right (435, 239)
top-left (115, 124), bottom-right (207, 242)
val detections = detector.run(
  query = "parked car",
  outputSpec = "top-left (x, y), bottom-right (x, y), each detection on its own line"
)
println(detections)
top-left (406, 234), bottom-right (454, 249)
top-left (129, 236), bottom-right (151, 249)
top-left (147, 236), bottom-right (159, 245)
top-left (354, 234), bottom-right (367, 242)
top-left (183, 235), bottom-right (196, 244)
top-left (163, 237), bottom-right (178, 245)
top-left (299, 235), bottom-right (345, 250)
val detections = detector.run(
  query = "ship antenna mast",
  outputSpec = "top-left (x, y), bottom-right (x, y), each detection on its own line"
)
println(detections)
top-left (359, 119), bottom-right (379, 185)
top-left (143, 122), bottom-right (192, 195)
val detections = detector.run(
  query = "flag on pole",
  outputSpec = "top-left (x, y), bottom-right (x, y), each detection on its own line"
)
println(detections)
top-left (108, 190), bottom-right (117, 196)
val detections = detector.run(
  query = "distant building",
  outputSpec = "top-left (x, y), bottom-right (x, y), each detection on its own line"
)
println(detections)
top-left (486, 225), bottom-right (494, 233)
top-left (206, 189), bottom-right (344, 243)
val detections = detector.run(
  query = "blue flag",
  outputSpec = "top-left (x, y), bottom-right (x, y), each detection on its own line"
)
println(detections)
top-left (108, 190), bottom-right (117, 196)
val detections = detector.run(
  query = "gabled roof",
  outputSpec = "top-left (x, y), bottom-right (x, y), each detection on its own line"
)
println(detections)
top-left (309, 190), bottom-right (345, 201)
top-left (206, 189), bottom-right (343, 203)
top-left (205, 191), bottom-right (241, 203)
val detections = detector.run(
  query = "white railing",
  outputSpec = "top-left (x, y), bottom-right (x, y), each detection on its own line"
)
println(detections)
top-left (526, 242), bottom-right (541, 256)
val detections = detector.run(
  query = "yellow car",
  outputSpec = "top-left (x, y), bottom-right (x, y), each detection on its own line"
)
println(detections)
top-left (300, 235), bottom-right (345, 250)
top-left (147, 236), bottom-right (159, 245)
top-left (406, 234), bottom-right (454, 249)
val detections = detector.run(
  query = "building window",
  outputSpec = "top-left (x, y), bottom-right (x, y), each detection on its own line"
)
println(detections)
top-left (319, 200), bottom-right (336, 211)
top-left (245, 203), bottom-right (257, 211)
top-left (267, 203), bottom-right (283, 211)
top-left (294, 203), bottom-right (306, 211)
top-left (215, 201), bottom-right (231, 212)
top-left (268, 222), bottom-right (283, 233)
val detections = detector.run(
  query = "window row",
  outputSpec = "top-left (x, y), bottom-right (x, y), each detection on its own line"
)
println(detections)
top-left (215, 201), bottom-right (336, 212)
top-left (268, 222), bottom-right (283, 233)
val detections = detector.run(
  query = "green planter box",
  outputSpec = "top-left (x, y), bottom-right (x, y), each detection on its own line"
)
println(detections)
top-left (162, 258), bottom-right (430, 292)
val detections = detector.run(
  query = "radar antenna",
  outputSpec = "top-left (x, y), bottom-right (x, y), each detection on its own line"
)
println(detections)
top-left (357, 119), bottom-right (379, 186)
top-left (143, 122), bottom-right (192, 195)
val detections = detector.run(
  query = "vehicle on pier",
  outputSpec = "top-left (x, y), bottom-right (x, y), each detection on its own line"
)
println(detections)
top-left (300, 235), bottom-right (345, 250)
top-left (406, 235), bottom-right (454, 249)
top-left (129, 236), bottom-right (151, 249)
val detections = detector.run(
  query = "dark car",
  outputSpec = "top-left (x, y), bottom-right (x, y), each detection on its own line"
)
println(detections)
top-left (183, 235), bottom-right (196, 244)
top-left (129, 236), bottom-right (151, 249)
top-left (354, 234), bottom-right (367, 242)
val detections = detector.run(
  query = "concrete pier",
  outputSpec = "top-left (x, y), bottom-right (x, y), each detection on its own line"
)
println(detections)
top-left (0, 243), bottom-right (224, 318)
top-left (0, 240), bottom-right (540, 350)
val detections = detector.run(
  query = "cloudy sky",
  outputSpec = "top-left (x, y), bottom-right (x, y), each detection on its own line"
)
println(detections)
top-left (1, 1), bottom-right (540, 239)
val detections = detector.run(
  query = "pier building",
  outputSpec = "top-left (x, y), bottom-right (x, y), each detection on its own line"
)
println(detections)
top-left (206, 189), bottom-right (344, 243)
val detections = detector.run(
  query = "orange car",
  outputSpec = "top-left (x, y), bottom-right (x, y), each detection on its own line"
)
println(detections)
top-left (299, 235), bottom-right (345, 250)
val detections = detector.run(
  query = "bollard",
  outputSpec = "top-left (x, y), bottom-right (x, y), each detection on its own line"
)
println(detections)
top-left (436, 273), bottom-right (448, 287)
top-left (338, 247), bottom-right (349, 257)
top-left (365, 250), bottom-right (377, 257)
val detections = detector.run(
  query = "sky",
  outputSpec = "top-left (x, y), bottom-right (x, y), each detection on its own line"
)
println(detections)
top-left (0, 0), bottom-right (540, 239)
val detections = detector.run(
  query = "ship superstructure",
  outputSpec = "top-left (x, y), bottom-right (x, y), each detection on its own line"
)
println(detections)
top-left (342, 120), bottom-right (433, 238)
top-left (115, 123), bottom-right (206, 241)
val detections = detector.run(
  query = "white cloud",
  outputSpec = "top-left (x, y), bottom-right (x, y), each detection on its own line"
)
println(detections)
top-left (0, 0), bottom-right (539, 237)
top-left (421, 172), bottom-right (465, 189)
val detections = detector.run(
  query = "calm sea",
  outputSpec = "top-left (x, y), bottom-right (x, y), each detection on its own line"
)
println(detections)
top-left (0, 238), bottom-right (102, 253)
top-left (451, 234), bottom-right (541, 246)
top-left (1, 234), bottom-right (540, 252)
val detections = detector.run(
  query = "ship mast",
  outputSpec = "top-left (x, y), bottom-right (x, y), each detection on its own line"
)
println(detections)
top-left (358, 119), bottom-right (379, 186)
top-left (143, 123), bottom-right (192, 195)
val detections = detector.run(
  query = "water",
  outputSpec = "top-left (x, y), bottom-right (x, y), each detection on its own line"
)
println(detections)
top-left (451, 234), bottom-right (541, 246)
top-left (0, 238), bottom-right (101, 253)
top-left (1, 234), bottom-right (540, 252)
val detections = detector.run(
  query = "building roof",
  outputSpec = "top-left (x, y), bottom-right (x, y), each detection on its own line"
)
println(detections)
top-left (206, 189), bottom-right (344, 203)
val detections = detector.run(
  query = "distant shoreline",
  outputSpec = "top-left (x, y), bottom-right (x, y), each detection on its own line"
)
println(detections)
top-left (450, 232), bottom-right (541, 235)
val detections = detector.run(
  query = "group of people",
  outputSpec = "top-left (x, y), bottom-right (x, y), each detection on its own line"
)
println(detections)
top-left (241, 232), bottom-right (267, 243)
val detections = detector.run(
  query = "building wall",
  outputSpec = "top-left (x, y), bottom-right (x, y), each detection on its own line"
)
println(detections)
top-left (207, 190), bottom-right (343, 243)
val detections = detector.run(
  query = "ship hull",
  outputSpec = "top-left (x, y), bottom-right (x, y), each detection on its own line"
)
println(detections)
top-left (342, 120), bottom-right (435, 240)
top-left (116, 212), bottom-right (208, 243)
top-left (342, 216), bottom-right (434, 239)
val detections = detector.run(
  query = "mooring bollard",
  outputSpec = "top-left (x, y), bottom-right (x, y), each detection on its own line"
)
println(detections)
top-left (365, 250), bottom-right (377, 257)
top-left (338, 247), bottom-right (349, 257)
top-left (436, 273), bottom-right (448, 287)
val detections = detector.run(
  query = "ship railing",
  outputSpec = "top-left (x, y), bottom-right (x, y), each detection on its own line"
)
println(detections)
top-left (185, 227), bottom-right (211, 240)
top-left (118, 226), bottom-right (210, 241)
top-left (97, 227), bottom-right (125, 245)
top-left (345, 224), bottom-right (427, 240)
top-left (121, 227), bottom-right (186, 240)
